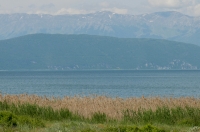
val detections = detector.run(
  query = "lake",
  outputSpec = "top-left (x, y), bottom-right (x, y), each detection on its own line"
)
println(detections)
top-left (0, 70), bottom-right (200, 98)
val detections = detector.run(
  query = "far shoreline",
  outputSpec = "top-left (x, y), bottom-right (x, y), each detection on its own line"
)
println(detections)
top-left (0, 69), bottom-right (200, 72)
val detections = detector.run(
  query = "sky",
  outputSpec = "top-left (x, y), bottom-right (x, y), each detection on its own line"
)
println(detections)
top-left (0, 0), bottom-right (200, 16)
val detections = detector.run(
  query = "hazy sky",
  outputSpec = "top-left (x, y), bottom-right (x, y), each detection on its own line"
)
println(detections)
top-left (0, 0), bottom-right (200, 16)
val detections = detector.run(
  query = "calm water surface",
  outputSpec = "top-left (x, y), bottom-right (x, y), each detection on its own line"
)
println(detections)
top-left (0, 70), bottom-right (200, 98)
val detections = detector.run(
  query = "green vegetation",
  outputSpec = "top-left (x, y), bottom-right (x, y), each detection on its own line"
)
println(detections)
top-left (104, 124), bottom-right (165, 132)
top-left (0, 111), bottom-right (44, 127)
top-left (0, 101), bottom-right (200, 131)
top-left (123, 107), bottom-right (200, 126)
top-left (0, 101), bottom-right (82, 121)
top-left (0, 34), bottom-right (200, 70)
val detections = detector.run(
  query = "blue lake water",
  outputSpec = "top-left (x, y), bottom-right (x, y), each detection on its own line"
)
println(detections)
top-left (0, 70), bottom-right (200, 98)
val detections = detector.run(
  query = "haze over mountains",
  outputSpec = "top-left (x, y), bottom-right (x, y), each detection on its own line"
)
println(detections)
top-left (0, 11), bottom-right (200, 45)
top-left (0, 34), bottom-right (200, 70)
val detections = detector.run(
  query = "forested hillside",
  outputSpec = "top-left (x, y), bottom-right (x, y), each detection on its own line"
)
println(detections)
top-left (0, 34), bottom-right (199, 70)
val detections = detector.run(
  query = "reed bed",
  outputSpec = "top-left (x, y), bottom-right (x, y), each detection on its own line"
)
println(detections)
top-left (1, 94), bottom-right (200, 120)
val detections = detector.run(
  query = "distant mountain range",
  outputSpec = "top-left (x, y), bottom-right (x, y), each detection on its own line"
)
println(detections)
top-left (0, 34), bottom-right (200, 70)
top-left (0, 11), bottom-right (200, 45)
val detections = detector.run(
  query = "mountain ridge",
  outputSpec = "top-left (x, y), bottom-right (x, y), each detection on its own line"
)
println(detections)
top-left (0, 11), bottom-right (200, 45)
top-left (0, 34), bottom-right (200, 70)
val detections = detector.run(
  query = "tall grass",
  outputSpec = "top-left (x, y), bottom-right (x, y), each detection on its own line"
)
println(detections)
top-left (1, 101), bottom-right (199, 131)
top-left (1, 94), bottom-right (200, 131)
top-left (123, 107), bottom-right (200, 126)
top-left (1, 94), bottom-right (200, 119)
top-left (0, 110), bottom-right (44, 128)
top-left (0, 101), bottom-right (81, 121)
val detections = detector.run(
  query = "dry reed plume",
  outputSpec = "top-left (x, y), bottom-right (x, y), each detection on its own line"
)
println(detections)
top-left (0, 94), bottom-right (200, 119)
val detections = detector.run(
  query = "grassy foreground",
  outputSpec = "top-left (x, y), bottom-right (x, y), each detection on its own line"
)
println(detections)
top-left (0, 94), bottom-right (200, 132)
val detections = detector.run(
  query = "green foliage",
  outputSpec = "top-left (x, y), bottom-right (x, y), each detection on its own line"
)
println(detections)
top-left (104, 124), bottom-right (165, 132)
top-left (81, 128), bottom-right (96, 132)
top-left (0, 111), bottom-right (17, 127)
top-left (91, 112), bottom-right (107, 123)
top-left (42, 122), bottom-right (166, 132)
top-left (1, 101), bottom-right (200, 131)
top-left (141, 124), bottom-right (165, 132)
top-left (0, 111), bottom-right (44, 128)
top-left (123, 107), bottom-right (200, 126)
top-left (177, 118), bottom-right (194, 126)
top-left (104, 125), bottom-right (140, 132)
top-left (18, 115), bottom-right (44, 127)
top-left (0, 101), bottom-right (82, 121)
